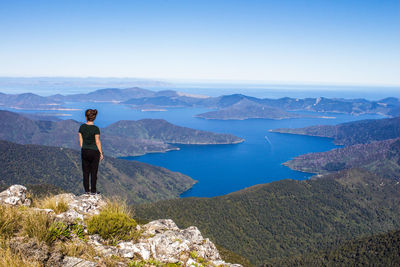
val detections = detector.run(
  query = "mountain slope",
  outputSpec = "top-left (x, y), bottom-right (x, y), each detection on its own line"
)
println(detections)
top-left (134, 169), bottom-right (400, 265)
top-left (283, 138), bottom-right (400, 182)
top-left (270, 229), bottom-right (400, 266)
top-left (0, 140), bottom-right (195, 204)
top-left (0, 110), bottom-right (244, 157)
top-left (103, 119), bottom-right (244, 145)
top-left (271, 116), bottom-right (400, 145)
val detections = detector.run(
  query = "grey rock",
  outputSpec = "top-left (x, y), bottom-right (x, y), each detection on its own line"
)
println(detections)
top-left (0, 185), bottom-right (31, 206)
top-left (69, 193), bottom-right (106, 215)
top-left (87, 235), bottom-right (119, 258)
top-left (62, 256), bottom-right (97, 267)
top-left (53, 193), bottom-right (105, 224)
top-left (141, 219), bottom-right (180, 236)
top-left (55, 209), bottom-right (84, 224)
top-left (118, 241), bottom-right (151, 260)
top-left (186, 258), bottom-right (201, 266)
top-left (115, 219), bottom-right (241, 266)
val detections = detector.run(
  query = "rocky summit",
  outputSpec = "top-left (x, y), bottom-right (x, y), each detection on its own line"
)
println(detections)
top-left (0, 185), bottom-right (242, 267)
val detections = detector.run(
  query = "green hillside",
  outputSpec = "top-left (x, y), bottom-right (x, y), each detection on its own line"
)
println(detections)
top-left (0, 110), bottom-right (243, 157)
top-left (284, 138), bottom-right (400, 180)
top-left (134, 169), bottom-right (400, 265)
top-left (0, 140), bottom-right (195, 204)
top-left (271, 116), bottom-right (400, 146)
top-left (270, 229), bottom-right (400, 266)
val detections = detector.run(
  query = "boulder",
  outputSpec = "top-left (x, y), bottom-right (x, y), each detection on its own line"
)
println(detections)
top-left (57, 193), bottom-right (106, 216)
top-left (62, 256), bottom-right (97, 267)
top-left (0, 185), bottom-right (31, 206)
top-left (53, 193), bottom-right (106, 224)
top-left (118, 241), bottom-right (151, 260)
top-left (87, 235), bottom-right (119, 258)
top-left (141, 219), bottom-right (180, 236)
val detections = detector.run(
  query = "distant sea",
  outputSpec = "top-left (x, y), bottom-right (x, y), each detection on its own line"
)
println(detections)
top-left (0, 78), bottom-right (399, 100)
top-left (0, 79), bottom-right (394, 197)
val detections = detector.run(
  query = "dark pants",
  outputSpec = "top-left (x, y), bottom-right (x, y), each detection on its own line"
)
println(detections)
top-left (81, 149), bottom-right (100, 193)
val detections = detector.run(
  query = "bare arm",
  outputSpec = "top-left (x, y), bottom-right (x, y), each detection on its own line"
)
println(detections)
top-left (78, 133), bottom-right (83, 148)
top-left (95, 134), bottom-right (104, 160)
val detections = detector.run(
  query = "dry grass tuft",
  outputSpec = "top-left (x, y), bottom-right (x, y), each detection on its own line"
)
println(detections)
top-left (0, 205), bottom-right (23, 238)
top-left (0, 246), bottom-right (41, 267)
top-left (101, 197), bottom-right (133, 217)
top-left (36, 195), bottom-right (69, 214)
top-left (56, 240), bottom-right (98, 261)
top-left (21, 210), bottom-right (54, 244)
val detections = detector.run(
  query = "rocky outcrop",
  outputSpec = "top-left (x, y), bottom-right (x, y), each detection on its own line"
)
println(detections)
top-left (0, 185), bottom-right (242, 267)
top-left (88, 220), bottom-right (240, 266)
top-left (0, 184), bottom-right (31, 206)
top-left (53, 193), bottom-right (106, 223)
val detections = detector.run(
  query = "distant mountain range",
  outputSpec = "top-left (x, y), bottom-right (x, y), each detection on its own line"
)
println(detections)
top-left (0, 140), bottom-right (195, 204)
top-left (0, 110), bottom-right (243, 157)
top-left (1, 88), bottom-right (400, 119)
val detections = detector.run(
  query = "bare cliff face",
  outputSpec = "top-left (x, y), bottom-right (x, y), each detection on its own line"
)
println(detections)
top-left (0, 185), bottom-right (242, 267)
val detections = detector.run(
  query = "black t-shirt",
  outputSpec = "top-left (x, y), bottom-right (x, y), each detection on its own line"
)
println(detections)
top-left (79, 124), bottom-right (100, 151)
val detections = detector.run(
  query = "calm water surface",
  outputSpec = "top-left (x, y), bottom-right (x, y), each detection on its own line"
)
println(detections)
top-left (5, 101), bottom-right (385, 197)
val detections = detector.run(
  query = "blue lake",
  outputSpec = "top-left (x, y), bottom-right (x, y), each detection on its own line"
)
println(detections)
top-left (6, 101), bottom-right (385, 197)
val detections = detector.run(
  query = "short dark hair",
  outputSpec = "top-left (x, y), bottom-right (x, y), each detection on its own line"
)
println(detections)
top-left (85, 109), bottom-right (98, 122)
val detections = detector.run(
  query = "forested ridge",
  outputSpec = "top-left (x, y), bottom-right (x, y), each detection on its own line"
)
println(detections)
top-left (0, 140), bottom-right (194, 203)
top-left (268, 229), bottom-right (400, 266)
top-left (135, 169), bottom-right (400, 265)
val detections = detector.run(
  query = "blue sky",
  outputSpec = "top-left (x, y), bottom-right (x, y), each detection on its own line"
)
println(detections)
top-left (0, 0), bottom-right (399, 85)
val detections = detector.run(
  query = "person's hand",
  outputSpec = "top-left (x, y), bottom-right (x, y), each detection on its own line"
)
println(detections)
top-left (100, 153), bottom-right (104, 161)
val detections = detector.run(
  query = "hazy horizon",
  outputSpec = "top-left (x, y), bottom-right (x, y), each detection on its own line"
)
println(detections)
top-left (0, 76), bottom-right (399, 100)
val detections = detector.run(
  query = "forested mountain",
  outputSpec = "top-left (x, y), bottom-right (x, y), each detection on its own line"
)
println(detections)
top-left (134, 168), bottom-right (400, 265)
top-left (195, 98), bottom-right (301, 120)
top-left (0, 140), bottom-right (195, 203)
top-left (271, 116), bottom-right (400, 145)
top-left (0, 92), bottom-right (64, 109)
top-left (269, 229), bottom-right (400, 266)
top-left (0, 110), bottom-right (243, 157)
top-left (284, 138), bottom-right (400, 178)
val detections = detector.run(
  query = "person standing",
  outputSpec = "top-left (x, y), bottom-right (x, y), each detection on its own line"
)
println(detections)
top-left (78, 109), bottom-right (104, 194)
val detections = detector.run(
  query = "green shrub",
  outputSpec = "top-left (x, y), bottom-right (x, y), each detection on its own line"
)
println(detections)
top-left (86, 211), bottom-right (137, 244)
top-left (48, 222), bottom-right (71, 242)
top-left (48, 221), bottom-right (86, 243)
top-left (86, 199), bottom-right (138, 244)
